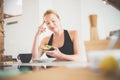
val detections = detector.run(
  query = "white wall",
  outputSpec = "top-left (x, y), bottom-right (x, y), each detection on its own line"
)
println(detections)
top-left (81, 0), bottom-right (120, 40)
top-left (4, 0), bottom-right (120, 61)
top-left (4, 0), bottom-right (40, 58)
top-left (52, 0), bottom-right (81, 30)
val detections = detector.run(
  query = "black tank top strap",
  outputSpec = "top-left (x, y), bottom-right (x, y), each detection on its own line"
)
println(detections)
top-left (59, 30), bottom-right (74, 55)
top-left (64, 30), bottom-right (72, 44)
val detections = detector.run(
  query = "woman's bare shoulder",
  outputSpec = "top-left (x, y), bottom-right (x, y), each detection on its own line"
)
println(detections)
top-left (67, 30), bottom-right (78, 41)
top-left (68, 30), bottom-right (78, 35)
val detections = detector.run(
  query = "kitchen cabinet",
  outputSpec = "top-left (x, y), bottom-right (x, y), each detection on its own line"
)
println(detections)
top-left (107, 0), bottom-right (120, 11)
top-left (103, 0), bottom-right (120, 11)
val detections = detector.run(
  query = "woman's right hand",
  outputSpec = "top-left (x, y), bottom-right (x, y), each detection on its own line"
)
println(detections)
top-left (36, 21), bottom-right (46, 36)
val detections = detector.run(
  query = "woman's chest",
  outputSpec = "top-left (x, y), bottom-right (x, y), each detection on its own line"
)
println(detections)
top-left (52, 35), bottom-right (64, 48)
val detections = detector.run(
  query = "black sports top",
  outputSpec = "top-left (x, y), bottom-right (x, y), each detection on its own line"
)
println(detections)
top-left (47, 30), bottom-right (74, 58)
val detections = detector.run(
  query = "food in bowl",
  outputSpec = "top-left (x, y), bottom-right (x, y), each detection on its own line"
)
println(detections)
top-left (42, 45), bottom-right (54, 51)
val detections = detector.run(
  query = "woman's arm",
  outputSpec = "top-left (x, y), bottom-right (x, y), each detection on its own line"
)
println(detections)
top-left (32, 35), bottom-right (39, 60)
top-left (32, 21), bottom-right (46, 60)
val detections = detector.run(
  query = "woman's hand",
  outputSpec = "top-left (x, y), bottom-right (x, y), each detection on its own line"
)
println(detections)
top-left (36, 21), bottom-right (46, 36)
top-left (45, 47), bottom-right (64, 60)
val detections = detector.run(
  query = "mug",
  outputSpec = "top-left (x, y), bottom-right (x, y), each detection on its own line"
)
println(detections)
top-left (18, 65), bottom-right (32, 71)
top-left (17, 53), bottom-right (32, 63)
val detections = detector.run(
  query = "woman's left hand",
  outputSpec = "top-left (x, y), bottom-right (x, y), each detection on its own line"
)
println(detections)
top-left (45, 47), bottom-right (64, 60)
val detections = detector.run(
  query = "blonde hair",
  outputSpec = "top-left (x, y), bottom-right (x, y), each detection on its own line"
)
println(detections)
top-left (43, 9), bottom-right (60, 19)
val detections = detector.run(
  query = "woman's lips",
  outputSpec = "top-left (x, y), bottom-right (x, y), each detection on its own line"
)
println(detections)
top-left (50, 27), bottom-right (55, 30)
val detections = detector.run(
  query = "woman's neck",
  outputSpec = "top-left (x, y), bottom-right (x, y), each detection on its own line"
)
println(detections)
top-left (54, 28), bottom-right (64, 36)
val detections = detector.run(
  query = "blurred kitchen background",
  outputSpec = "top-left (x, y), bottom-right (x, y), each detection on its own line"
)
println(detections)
top-left (2, 0), bottom-right (120, 62)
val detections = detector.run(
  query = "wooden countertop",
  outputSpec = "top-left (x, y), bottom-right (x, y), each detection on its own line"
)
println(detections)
top-left (2, 66), bottom-right (119, 80)
top-left (85, 39), bottom-right (120, 53)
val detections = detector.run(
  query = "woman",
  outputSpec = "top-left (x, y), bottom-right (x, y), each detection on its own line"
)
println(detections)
top-left (32, 9), bottom-right (81, 61)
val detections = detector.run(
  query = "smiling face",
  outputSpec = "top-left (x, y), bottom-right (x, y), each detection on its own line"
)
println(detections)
top-left (44, 14), bottom-right (61, 32)
top-left (43, 10), bottom-right (62, 33)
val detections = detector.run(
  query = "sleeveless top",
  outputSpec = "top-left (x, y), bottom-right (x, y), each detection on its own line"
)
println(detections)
top-left (47, 30), bottom-right (74, 58)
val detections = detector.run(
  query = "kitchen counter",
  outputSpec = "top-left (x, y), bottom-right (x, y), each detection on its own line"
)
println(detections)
top-left (0, 60), bottom-right (120, 80)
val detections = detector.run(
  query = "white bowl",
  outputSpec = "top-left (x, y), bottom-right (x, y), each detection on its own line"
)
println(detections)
top-left (34, 58), bottom-right (56, 63)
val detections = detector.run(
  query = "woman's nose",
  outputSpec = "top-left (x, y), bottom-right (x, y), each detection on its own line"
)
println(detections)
top-left (49, 22), bottom-right (54, 27)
